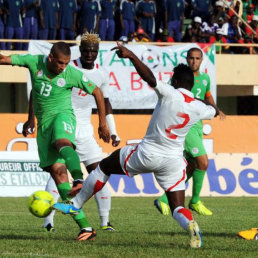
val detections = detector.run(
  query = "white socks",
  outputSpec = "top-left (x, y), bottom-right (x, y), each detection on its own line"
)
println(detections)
top-left (72, 165), bottom-right (109, 210)
top-left (173, 206), bottom-right (194, 231)
top-left (43, 176), bottom-right (60, 227)
top-left (94, 185), bottom-right (111, 227)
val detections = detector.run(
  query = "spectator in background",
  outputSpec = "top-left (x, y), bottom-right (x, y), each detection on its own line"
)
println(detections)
top-left (120, 0), bottom-right (137, 38)
top-left (244, 15), bottom-right (258, 41)
top-left (201, 16), bottom-right (219, 42)
top-left (212, 1), bottom-right (228, 24)
top-left (243, 5), bottom-right (254, 23)
top-left (0, 0), bottom-right (5, 50)
top-left (222, 15), bottom-right (242, 43)
top-left (39, 0), bottom-right (59, 40)
top-left (23, 0), bottom-right (40, 50)
top-left (209, 28), bottom-right (228, 53)
top-left (132, 27), bottom-right (150, 42)
top-left (183, 16), bottom-right (203, 42)
top-left (136, 0), bottom-right (156, 41)
top-left (99, 0), bottom-right (116, 41)
top-left (191, 0), bottom-right (212, 22)
top-left (78, 0), bottom-right (100, 34)
top-left (4, 0), bottom-right (24, 50)
top-left (58, 0), bottom-right (77, 40)
top-left (120, 0), bottom-right (135, 37)
top-left (163, 0), bottom-right (185, 42)
top-left (228, 0), bottom-right (243, 19)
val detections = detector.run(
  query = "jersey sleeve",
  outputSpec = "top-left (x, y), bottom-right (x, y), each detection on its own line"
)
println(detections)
top-left (11, 54), bottom-right (37, 68)
top-left (70, 66), bottom-right (97, 95)
top-left (99, 69), bottom-right (109, 98)
top-left (205, 74), bottom-right (211, 98)
top-left (196, 100), bottom-right (216, 120)
top-left (154, 81), bottom-right (176, 99)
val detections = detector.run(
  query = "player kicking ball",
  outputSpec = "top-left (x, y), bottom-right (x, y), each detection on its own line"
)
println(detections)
top-left (53, 42), bottom-right (218, 248)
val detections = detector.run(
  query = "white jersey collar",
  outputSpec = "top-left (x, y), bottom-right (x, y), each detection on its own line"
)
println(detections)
top-left (73, 58), bottom-right (97, 73)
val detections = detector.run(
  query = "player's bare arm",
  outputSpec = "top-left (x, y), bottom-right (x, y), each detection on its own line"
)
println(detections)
top-left (112, 42), bottom-right (157, 88)
top-left (22, 91), bottom-right (35, 137)
top-left (196, 97), bottom-right (219, 117)
top-left (92, 87), bottom-right (110, 143)
top-left (105, 98), bottom-right (120, 147)
top-left (205, 94), bottom-right (226, 120)
top-left (0, 54), bottom-right (12, 65)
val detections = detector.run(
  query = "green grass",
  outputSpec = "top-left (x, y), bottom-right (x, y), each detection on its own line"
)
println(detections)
top-left (1, 197), bottom-right (258, 257)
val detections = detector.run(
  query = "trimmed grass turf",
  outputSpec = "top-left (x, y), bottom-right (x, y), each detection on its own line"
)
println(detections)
top-left (1, 197), bottom-right (258, 257)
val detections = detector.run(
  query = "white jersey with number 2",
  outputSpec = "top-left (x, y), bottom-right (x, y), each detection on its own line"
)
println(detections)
top-left (139, 81), bottom-right (216, 157)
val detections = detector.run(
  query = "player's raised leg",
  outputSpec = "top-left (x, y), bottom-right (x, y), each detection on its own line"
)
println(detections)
top-left (53, 150), bottom-right (122, 215)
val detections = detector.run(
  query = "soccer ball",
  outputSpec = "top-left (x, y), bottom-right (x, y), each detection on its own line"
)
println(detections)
top-left (141, 49), bottom-right (160, 69)
top-left (28, 191), bottom-right (55, 218)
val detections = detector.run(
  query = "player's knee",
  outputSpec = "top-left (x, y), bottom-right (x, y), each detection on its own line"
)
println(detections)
top-left (55, 139), bottom-right (73, 151)
top-left (51, 164), bottom-right (67, 184)
top-left (197, 159), bottom-right (209, 171)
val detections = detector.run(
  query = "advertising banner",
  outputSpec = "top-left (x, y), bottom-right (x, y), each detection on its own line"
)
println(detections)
top-left (1, 114), bottom-right (258, 197)
top-left (28, 41), bottom-right (216, 109)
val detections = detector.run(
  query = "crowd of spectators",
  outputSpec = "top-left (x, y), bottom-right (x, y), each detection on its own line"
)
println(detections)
top-left (0, 0), bottom-right (257, 53)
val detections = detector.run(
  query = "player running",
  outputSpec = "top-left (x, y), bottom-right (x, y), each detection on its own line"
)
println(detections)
top-left (23, 33), bottom-right (120, 233)
top-left (154, 47), bottom-right (226, 216)
top-left (0, 42), bottom-right (110, 241)
top-left (53, 42), bottom-right (218, 248)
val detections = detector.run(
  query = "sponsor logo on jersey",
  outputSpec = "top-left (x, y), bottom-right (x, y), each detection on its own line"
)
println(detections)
top-left (36, 70), bottom-right (43, 77)
top-left (192, 147), bottom-right (199, 155)
top-left (82, 74), bottom-right (89, 82)
top-left (202, 80), bottom-right (208, 86)
top-left (57, 78), bottom-right (66, 87)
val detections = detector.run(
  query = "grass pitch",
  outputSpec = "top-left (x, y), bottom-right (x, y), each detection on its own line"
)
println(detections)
top-left (1, 197), bottom-right (258, 257)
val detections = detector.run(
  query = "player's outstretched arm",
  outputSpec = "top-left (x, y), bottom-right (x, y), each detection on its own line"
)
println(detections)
top-left (22, 91), bottom-right (35, 137)
top-left (111, 42), bottom-right (157, 88)
top-left (0, 54), bottom-right (12, 65)
top-left (92, 87), bottom-right (110, 143)
top-left (205, 94), bottom-right (226, 120)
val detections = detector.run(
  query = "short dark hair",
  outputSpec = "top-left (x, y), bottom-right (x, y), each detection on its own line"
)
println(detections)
top-left (50, 42), bottom-right (71, 57)
top-left (187, 47), bottom-right (203, 58)
top-left (172, 64), bottom-right (194, 90)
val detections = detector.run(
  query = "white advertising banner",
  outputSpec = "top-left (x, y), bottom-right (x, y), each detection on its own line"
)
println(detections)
top-left (28, 41), bottom-right (216, 109)
top-left (1, 151), bottom-right (258, 197)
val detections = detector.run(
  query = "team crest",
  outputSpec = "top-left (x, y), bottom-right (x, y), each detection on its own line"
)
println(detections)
top-left (202, 80), bottom-right (208, 86)
top-left (192, 147), bottom-right (199, 155)
top-left (82, 74), bottom-right (89, 82)
top-left (36, 70), bottom-right (43, 77)
top-left (57, 78), bottom-right (66, 87)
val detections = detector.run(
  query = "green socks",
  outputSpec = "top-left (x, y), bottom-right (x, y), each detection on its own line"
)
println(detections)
top-left (57, 182), bottom-right (91, 229)
top-left (191, 169), bottom-right (206, 204)
top-left (59, 146), bottom-right (83, 180)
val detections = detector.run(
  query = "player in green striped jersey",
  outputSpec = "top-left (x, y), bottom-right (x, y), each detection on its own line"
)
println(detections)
top-left (0, 42), bottom-right (110, 240)
top-left (155, 47), bottom-right (225, 216)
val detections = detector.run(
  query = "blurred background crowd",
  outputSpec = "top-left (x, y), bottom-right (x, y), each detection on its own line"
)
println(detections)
top-left (0, 0), bottom-right (257, 53)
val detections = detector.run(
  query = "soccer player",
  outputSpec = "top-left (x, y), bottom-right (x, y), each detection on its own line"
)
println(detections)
top-left (23, 33), bottom-right (120, 232)
top-left (0, 42), bottom-right (110, 240)
top-left (53, 42), bottom-right (218, 248)
top-left (154, 47), bottom-right (226, 216)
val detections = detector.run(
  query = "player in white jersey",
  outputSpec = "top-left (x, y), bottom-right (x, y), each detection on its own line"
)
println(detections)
top-left (53, 42), bottom-right (218, 248)
top-left (23, 33), bottom-right (120, 235)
